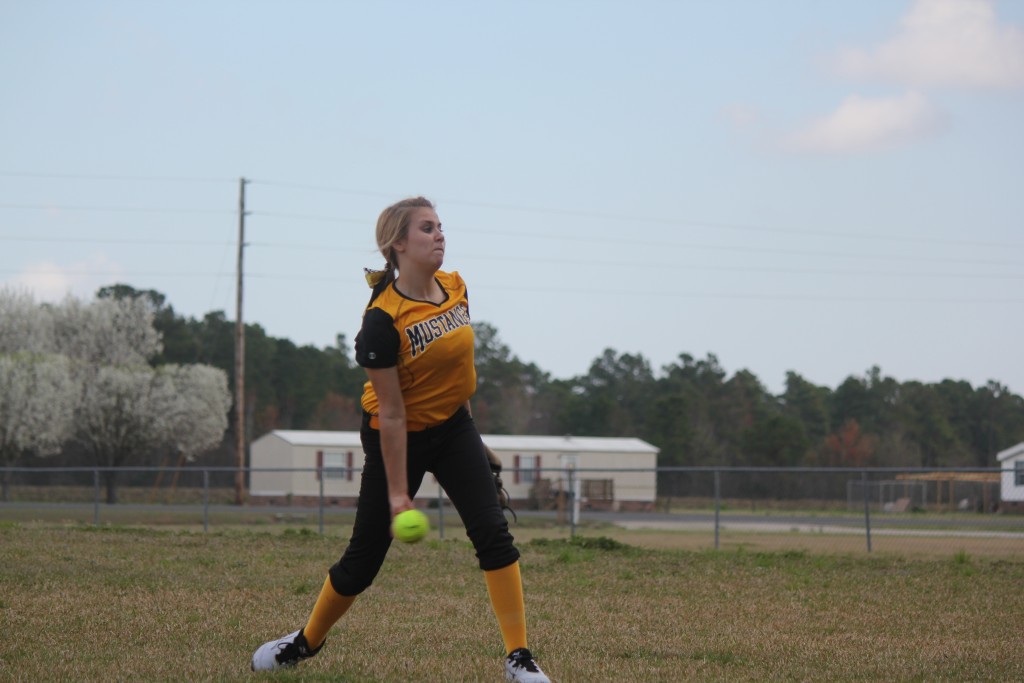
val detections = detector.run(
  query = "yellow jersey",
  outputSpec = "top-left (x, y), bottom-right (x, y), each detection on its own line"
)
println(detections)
top-left (355, 270), bottom-right (477, 426)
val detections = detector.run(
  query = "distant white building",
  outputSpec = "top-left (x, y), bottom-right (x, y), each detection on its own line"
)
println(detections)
top-left (997, 441), bottom-right (1024, 510)
top-left (250, 430), bottom-right (659, 511)
top-left (249, 430), bottom-right (363, 506)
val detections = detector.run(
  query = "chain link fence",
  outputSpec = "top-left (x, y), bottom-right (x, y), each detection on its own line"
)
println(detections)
top-left (2, 466), bottom-right (1022, 558)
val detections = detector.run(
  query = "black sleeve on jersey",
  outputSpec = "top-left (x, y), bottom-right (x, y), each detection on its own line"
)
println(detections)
top-left (355, 307), bottom-right (400, 368)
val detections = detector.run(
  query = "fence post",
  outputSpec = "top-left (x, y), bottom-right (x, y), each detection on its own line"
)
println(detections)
top-left (568, 467), bottom-right (577, 540)
top-left (862, 470), bottom-right (872, 553)
top-left (202, 469), bottom-right (210, 533)
top-left (714, 469), bottom-right (721, 550)
top-left (437, 483), bottom-right (445, 540)
top-left (93, 469), bottom-right (100, 526)
top-left (318, 468), bottom-right (325, 535)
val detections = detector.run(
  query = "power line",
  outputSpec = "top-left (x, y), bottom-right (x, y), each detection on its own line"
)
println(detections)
top-left (245, 239), bottom-right (1024, 269)
top-left (463, 234), bottom-right (1024, 268)
top-left (6, 171), bottom-right (1020, 251)
top-left (243, 209), bottom-right (1024, 262)
top-left (249, 211), bottom-right (365, 225)
top-left (6, 264), bottom-right (1019, 289)
top-left (4, 234), bottom-right (1021, 276)
top-left (0, 203), bottom-right (233, 215)
top-left (247, 179), bottom-right (396, 199)
top-left (465, 257), bottom-right (1024, 280)
top-left (4, 217), bottom-right (1022, 268)
top-left (4, 173), bottom-right (1022, 254)
top-left (0, 171), bottom-right (235, 184)
top-left (246, 176), bottom-right (1024, 251)
top-left (441, 199), bottom-right (1024, 250)
top-left (0, 268), bottom-right (234, 278)
top-left (0, 235), bottom-right (230, 246)
top-left (469, 285), bottom-right (1024, 305)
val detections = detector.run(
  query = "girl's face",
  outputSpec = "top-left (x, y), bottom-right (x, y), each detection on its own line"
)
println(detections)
top-left (395, 207), bottom-right (445, 271)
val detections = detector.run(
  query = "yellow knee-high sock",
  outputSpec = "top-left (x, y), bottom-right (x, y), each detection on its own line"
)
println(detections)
top-left (484, 561), bottom-right (528, 655)
top-left (303, 576), bottom-right (356, 649)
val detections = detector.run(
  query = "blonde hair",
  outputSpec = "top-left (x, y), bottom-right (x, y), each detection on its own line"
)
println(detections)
top-left (376, 196), bottom-right (434, 266)
top-left (364, 196), bottom-right (435, 293)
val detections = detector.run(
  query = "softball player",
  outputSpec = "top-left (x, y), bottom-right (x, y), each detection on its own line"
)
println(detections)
top-left (252, 197), bottom-right (550, 683)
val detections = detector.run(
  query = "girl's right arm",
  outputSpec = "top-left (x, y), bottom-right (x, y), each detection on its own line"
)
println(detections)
top-left (364, 366), bottom-right (413, 522)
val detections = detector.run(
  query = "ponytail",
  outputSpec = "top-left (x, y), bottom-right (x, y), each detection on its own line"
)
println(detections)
top-left (363, 261), bottom-right (395, 305)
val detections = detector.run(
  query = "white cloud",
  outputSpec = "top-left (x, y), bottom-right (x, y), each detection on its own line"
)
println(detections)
top-left (784, 91), bottom-right (943, 154)
top-left (837, 0), bottom-right (1024, 89)
top-left (6, 255), bottom-right (125, 303)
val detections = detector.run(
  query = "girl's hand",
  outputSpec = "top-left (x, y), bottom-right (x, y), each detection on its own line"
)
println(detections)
top-left (389, 494), bottom-right (414, 522)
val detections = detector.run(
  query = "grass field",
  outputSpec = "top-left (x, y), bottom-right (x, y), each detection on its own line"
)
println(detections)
top-left (2, 521), bottom-right (1023, 682)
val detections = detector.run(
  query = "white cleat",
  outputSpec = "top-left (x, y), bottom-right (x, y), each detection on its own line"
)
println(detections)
top-left (505, 648), bottom-right (551, 683)
top-left (251, 629), bottom-right (323, 671)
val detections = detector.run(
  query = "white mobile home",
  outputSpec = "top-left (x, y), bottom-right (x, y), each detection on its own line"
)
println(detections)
top-left (997, 442), bottom-right (1024, 510)
top-left (250, 430), bottom-right (659, 511)
top-left (481, 434), bottom-right (659, 511)
top-left (249, 430), bottom-right (364, 505)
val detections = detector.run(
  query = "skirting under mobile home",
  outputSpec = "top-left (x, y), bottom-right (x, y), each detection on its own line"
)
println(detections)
top-left (997, 441), bottom-right (1024, 513)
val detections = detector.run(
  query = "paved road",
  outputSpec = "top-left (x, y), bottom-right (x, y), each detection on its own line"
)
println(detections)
top-left (578, 509), bottom-right (1024, 531)
top-left (541, 509), bottom-right (1024, 539)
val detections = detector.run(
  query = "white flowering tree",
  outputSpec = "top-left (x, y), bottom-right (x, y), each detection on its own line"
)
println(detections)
top-left (163, 364), bottom-right (232, 461)
top-left (147, 364), bottom-right (233, 498)
top-left (0, 353), bottom-right (76, 500)
top-left (0, 287), bottom-right (53, 354)
top-left (0, 288), bottom-right (231, 503)
top-left (49, 294), bottom-right (162, 366)
top-left (72, 364), bottom-right (231, 504)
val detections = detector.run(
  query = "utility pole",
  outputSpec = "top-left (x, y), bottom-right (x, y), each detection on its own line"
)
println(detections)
top-left (234, 177), bottom-right (249, 506)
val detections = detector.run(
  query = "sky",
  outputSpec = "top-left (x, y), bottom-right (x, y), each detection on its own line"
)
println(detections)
top-left (2, 0), bottom-right (1023, 396)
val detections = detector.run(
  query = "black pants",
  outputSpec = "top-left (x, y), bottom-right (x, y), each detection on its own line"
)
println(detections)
top-left (328, 407), bottom-right (520, 596)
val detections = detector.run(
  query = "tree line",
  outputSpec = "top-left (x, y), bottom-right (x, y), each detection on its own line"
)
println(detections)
top-left (141, 285), bottom-right (1024, 471)
top-left (4, 284), bottom-right (1023, 488)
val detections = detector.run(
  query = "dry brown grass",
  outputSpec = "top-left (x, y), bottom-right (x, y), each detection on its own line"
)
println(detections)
top-left (1, 522), bottom-right (1023, 682)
